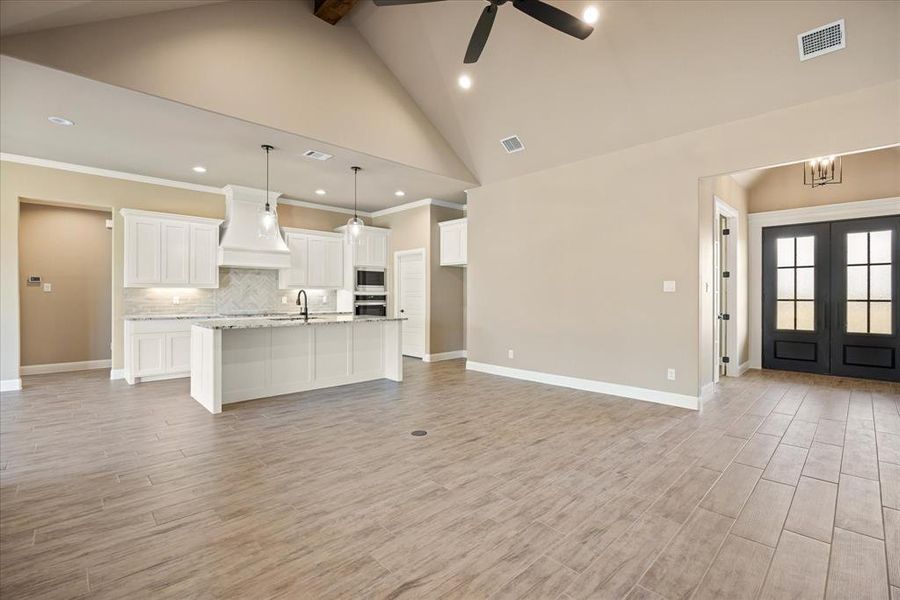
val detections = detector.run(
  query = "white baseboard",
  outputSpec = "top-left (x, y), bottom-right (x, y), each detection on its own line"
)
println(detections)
top-left (700, 382), bottom-right (716, 400)
top-left (110, 369), bottom-right (126, 381)
top-left (465, 361), bottom-right (699, 410)
top-left (0, 378), bottom-right (23, 392)
top-left (20, 359), bottom-right (111, 376)
top-left (737, 361), bottom-right (751, 376)
top-left (423, 350), bottom-right (467, 363)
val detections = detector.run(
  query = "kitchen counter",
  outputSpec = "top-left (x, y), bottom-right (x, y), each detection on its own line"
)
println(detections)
top-left (192, 315), bottom-right (403, 330)
top-left (190, 314), bottom-right (402, 414)
top-left (124, 311), bottom-right (352, 321)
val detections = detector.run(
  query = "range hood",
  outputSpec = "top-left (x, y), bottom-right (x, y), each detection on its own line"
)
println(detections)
top-left (218, 185), bottom-right (291, 269)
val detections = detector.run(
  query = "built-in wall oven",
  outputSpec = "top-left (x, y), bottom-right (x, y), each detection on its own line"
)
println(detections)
top-left (355, 268), bottom-right (386, 293)
top-left (354, 295), bottom-right (387, 317)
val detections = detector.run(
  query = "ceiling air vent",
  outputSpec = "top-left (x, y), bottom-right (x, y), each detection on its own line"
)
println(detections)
top-left (500, 135), bottom-right (524, 154)
top-left (303, 149), bottom-right (333, 161)
top-left (798, 19), bottom-right (845, 61)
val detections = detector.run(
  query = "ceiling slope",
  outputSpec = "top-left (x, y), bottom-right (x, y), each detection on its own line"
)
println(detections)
top-left (0, 0), bottom-right (477, 185)
top-left (352, 0), bottom-right (900, 184)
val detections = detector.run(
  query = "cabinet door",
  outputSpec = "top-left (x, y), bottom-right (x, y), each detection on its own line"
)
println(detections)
top-left (353, 232), bottom-right (370, 267)
top-left (367, 232), bottom-right (387, 268)
top-left (324, 238), bottom-right (344, 287)
top-left (189, 223), bottom-right (219, 287)
top-left (166, 331), bottom-right (192, 373)
top-left (441, 224), bottom-right (464, 265)
top-left (308, 238), bottom-right (326, 287)
top-left (161, 221), bottom-right (190, 285)
top-left (280, 233), bottom-right (309, 288)
top-left (459, 222), bottom-right (467, 264)
top-left (127, 217), bottom-right (161, 285)
top-left (132, 333), bottom-right (165, 376)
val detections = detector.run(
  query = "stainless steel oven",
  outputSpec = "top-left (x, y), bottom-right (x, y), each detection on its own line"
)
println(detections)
top-left (355, 268), bottom-right (386, 293)
top-left (354, 295), bottom-right (387, 317)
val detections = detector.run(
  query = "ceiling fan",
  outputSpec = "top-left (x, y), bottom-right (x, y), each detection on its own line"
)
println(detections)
top-left (372, 0), bottom-right (594, 64)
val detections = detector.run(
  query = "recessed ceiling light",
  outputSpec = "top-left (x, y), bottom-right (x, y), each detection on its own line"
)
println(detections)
top-left (48, 116), bottom-right (74, 126)
top-left (192, 166), bottom-right (207, 173)
top-left (315, 189), bottom-right (326, 196)
top-left (395, 190), bottom-right (405, 197)
top-left (582, 5), bottom-right (599, 24)
top-left (457, 74), bottom-right (472, 90)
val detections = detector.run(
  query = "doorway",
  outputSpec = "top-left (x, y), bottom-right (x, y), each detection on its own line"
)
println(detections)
top-left (762, 215), bottom-right (899, 381)
top-left (394, 248), bottom-right (426, 358)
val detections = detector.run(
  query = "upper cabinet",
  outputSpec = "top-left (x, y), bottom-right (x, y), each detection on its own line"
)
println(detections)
top-left (336, 226), bottom-right (390, 268)
top-left (122, 209), bottom-right (223, 288)
top-left (439, 218), bottom-right (467, 267)
top-left (279, 228), bottom-right (344, 289)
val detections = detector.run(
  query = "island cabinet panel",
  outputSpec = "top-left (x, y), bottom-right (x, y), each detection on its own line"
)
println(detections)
top-left (124, 318), bottom-right (204, 384)
top-left (192, 320), bottom-right (403, 414)
top-left (353, 322), bottom-right (384, 377)
top-left (270, 327), bottom-right (313, 388)
top-left (315, 325), bottom-right (352, 381)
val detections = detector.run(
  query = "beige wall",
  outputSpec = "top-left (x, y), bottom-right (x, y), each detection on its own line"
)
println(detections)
top-left (748, 146), bottom-right (900, 213)
top-left (18, 202), bottom-right (112, 366)
top-left (0, 0), bottom-right (474, 184)
top-left (1, 161), bottom-right (223, 381)
top-left (698, 175), bottom-right (749, 389)
top-left (279, 203), bottom-right (369, 232)
top-left (373, 204), bottom-right (466, 355)
top-left (467, 81), bottom-right (899, 398)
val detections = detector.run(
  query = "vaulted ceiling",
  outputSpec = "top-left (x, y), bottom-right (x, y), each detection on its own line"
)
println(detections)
top-left (1, 0), bottom-right (898, 201)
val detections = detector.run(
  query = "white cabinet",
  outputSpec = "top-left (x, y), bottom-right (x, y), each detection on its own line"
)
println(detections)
top-left (336, 226), bottom-right (390, 268)
top-left (124, 319), bottom-right (198, 383)
top-left (278, 228), bottom-right (344, 289)
top-left (439, 218), bottom-right (467, 266)
top-left (122, 209), bottom-right (222, 288)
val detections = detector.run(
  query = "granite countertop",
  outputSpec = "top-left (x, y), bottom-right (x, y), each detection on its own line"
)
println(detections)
top-left (192, 315), bottom-right (404, 330)
top-left (124, 311), bottom-right (352, 321)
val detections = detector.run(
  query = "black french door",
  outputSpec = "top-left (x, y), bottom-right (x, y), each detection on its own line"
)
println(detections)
top-left (763, 215), bottom-right (899, 382)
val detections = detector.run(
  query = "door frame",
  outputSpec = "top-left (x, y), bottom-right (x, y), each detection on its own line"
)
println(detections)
top-left (393, 247), bottom-right (427, 358)
top-left (748, 196), bottom-right (900, 369)
top-left (713, 196), bottom-right (739, 383)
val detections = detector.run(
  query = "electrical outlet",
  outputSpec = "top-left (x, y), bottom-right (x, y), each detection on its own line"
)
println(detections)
top-left (508, 349), bottom-right (515, 359)
top-left (42, 283), bottom-right (52, 292)
top-left (663, 280), bottom-right (677, 293)
top-left (667, 368), bottom-right (676, 381)
top-left (321, 296), bottom-right (327, 304)
top-left (172, 296), bottom-right (180, 305)
top-left (282, 296), bottom-right (288, 304)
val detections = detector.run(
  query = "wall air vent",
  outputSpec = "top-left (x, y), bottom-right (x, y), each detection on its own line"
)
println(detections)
top-left (500, 135), bottom-right (524, 154)
top-left (798, 19), bottom-right (845, 61)
top-left (303, 149), bottom-right (333, 161)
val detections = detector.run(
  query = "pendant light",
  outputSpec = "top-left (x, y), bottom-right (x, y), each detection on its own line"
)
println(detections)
top-left (258, 144), bottom-right (278, 239)
top-left (346, 166), bottom-right (364, 241)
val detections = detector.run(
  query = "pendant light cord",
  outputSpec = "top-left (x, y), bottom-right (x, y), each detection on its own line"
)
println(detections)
top-left (262, 144), bottom-right (273, 212)
top-left (352, 166), bottom-right (361, 219)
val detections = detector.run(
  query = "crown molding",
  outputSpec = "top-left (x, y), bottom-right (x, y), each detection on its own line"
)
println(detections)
top-left (370, 198), bottom-right (466, 218)
top-left (0, 153), bottom-right (224, 194)
top-left (278, 197), bottom-right (370, 217)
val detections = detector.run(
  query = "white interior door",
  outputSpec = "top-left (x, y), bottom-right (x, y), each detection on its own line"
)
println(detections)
top-left (397, 250), bottom-right (426, 358)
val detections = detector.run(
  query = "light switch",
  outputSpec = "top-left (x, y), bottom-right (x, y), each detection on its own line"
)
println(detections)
top-left (42, 283), bottom-right (52, 292)
top-left (663, 280), bottom-right (676, 293)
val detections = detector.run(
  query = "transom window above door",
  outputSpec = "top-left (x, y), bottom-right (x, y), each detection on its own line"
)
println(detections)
top-left (776, 235), bottom-right (816, 331)
top-left (846, 230), bottom-right (892, 334)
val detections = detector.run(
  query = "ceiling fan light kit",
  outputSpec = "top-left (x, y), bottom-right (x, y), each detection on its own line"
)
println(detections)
top-left (373, 0), bottom-right (594, 64)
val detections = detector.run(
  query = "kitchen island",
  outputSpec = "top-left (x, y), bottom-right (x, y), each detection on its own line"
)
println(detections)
top-left (190, 315), bottom-right (403, 414)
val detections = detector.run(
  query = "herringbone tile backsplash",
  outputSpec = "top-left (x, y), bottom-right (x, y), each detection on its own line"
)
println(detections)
top-left (123, 268), bottom-right (337, 315)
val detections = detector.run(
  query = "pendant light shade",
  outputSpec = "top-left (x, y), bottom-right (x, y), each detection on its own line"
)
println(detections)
top-left (346, 166), bottom-right (364, 242)
top-left (258, 144), bottom-right (279, 239)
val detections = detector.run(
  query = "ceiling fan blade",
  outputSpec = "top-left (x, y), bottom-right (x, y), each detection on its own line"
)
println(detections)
top-left (512, 0), bottom-right (593, 40)
top-left (373, 0), bottom-right (445, 5)
top-left (464, 4), bottom-right (497, 64)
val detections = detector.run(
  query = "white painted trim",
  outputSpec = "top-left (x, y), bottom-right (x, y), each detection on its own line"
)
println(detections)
top-left (277, 197), bottom-right (371, 217)
top-left (423, 350), bottom-right (467, 362)
top-left (438, 217), bottom-right (468, 228)
top-left (737, 361), bottom-right (751, 376)
top-left (394, 248), bottom-right (427, 358)
top-left (1, 153), bottom-right (223, 194)
top-left (370, 198), bottom-right (466, 218)
top-left (465, 361), bottom-right (699, 410)
top-left (20, 359), bottom-right (111, 376)
top-left (700, 382), bottom-right (716, 401)
top-left (110, 369), bottom-right (126, 381)
top-left (0, 378), bottom-right (23, 392)
top-left (119, 208), bottom-right (223, 225)
top-left (748, 197), bottom-right (900, 369)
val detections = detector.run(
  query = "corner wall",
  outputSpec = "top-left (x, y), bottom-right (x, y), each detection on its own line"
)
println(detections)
top-left (466, 81), bottom-right (899, 400)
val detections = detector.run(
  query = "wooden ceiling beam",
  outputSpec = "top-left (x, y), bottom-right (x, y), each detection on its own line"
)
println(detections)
top-left (314, 0), bottom-right (359, 25)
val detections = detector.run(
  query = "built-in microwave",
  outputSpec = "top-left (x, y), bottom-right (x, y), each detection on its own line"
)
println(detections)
top-left (354, 295), bottom-right (387, 317)
top-left (355, 268), bottom-right (386, 292)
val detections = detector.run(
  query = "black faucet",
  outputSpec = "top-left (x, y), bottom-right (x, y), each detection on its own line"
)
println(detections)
top-left (296, 289), bottom-right (309, 322)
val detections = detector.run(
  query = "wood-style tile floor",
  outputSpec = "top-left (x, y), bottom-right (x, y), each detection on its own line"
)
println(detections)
top-left (1, 359), bottom-right (899, 599)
